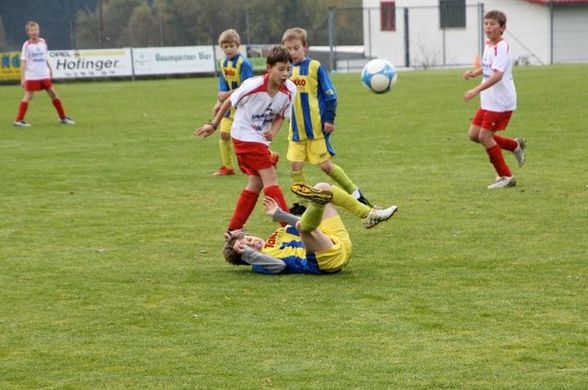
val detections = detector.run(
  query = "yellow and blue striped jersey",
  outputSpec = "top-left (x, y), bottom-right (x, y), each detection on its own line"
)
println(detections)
top-left (288, 57), bottom-right (337, 142)
top-left (253, 225), bottom-right (321, 274)
top-left (218, 53), bottom-right (253, 92)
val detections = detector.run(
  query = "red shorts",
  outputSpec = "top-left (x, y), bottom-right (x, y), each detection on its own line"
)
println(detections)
top-left (472, 109), bottom-right (512, 131)
top-left (25, 79), bottom-right (53, 92)
top-left (232, 139), bottom-right (274, 177)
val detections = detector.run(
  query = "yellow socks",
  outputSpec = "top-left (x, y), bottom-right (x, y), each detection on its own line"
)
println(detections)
top-left (331, 185), bottom-right (370, 218)
top-left (219, 138), bottom-right (233, 168)
top-left (327, 164), bottom-right (357, 194)
top-left (299, 203), bottom-right (325, 232)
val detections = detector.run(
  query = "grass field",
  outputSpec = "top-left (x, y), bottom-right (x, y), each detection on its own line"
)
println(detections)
top-left (1, 65), bottom-right (587, 388)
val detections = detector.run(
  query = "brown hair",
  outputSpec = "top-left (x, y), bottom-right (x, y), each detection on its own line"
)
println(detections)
top-left (266, 45), bottom-right (291, 66)
top-left (223, 230), bottom-right (247, 265)
top-left (282, 27), bottom-right (308, 47)
top-left (218, 29), bottom-right (241, 46)
top-left (484, 10), bottom-right (507, 28)
top-left (25, 21), bottom-right (39, 32)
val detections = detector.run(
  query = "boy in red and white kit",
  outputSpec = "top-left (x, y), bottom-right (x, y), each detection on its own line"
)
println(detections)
top-left (14, 21), bottom-right (75, 127)
top-left (464, 10), bottom-right (526, 189)
top-left (194, 46), bottom-right (296, 234)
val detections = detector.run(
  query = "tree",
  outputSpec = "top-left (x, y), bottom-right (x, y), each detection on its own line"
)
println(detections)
top-left (128, 2), bottom-right (159, 47)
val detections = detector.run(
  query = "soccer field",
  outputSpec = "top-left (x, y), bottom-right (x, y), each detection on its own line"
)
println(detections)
top-left (1, 65), bottom-right (586, 388)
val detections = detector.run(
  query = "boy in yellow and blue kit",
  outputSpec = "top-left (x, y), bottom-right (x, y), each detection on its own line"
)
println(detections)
top-left (211, 29), bottom-right (253, 176)
top-left (223, 183), bottom-right (398, 275)
top-left (282, 27), bottom-right (372, 214)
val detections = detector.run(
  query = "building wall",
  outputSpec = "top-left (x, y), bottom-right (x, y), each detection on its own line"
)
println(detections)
top-left (553, 5), bottom-right (588, 63)
top-left (362, 0), bottom-right (586, 67)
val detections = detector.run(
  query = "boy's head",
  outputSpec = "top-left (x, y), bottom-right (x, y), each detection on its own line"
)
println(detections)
top-left (223, 230), bottom-right (247, 265)
top-left (282, 27), bottom-right (308, 63)
top-left (282, 27), bottom-right (308, 48)
top-left (484, 10), bottom-right (507, 32)
top-left (266, 45), bottom-right (291, 67)
top-left (25, 21), bottom-right (40, 39)
top-left (223, 230), bottom-right (265, 266)
top-left (218, 29), bottom-right (241, 58)
top-left (265, 46), bottom-right (292, 84)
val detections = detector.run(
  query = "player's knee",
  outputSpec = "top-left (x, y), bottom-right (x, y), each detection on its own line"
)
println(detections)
top-left (468, 133), bottom-right (480, 143)
top-left (314, 182), bottom-right (331, 191)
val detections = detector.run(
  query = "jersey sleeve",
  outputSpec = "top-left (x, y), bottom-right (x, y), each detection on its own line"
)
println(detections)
top-left (240, 58), bottom-right (254, 82)
top-left (218, 60), bottom-right (230, 92)
top-left (20, 41), bottom-right (27, 61)
top-left (492, 41), bottom-right (509, 73)
top-left (229, 77), bottom-right (254, 108)
top-left (317, 64), bottom-right (337, 102)
top-left (242, 248), bottom-right (287, 274)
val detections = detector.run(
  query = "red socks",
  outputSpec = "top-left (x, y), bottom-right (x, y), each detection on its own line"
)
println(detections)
top-left (493, 135), bottom-right (517, 151)
top-left (228, 189), bottom-right (259, 231)
top-left (52, 98), bottom-right (66, 119)
top-left (16, 101), bottom-right (28, 121)
top-left (486, 145), bottom-right (512, 177)
top-left (263, 185), bottom-right (288, 213)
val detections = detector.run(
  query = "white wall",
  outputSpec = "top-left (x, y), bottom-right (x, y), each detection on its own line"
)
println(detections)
top-left (361, 0), bottom-right (571, 67)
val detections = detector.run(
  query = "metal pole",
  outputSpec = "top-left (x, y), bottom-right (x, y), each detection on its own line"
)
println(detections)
top-left (550, 0), bottom-right (554, 64)
top-left (328, 6), bottom-right (336, 71)
top-left (367, 8), bottom-right (372, 58)
top-left (98, 0), bottom-right (104, 48)
top-left (478, 2), bottom-right (484, 58)
top-left (159, 13), bottom-right (164, 46)
top-left (404, 7), bottom-right (409, 67)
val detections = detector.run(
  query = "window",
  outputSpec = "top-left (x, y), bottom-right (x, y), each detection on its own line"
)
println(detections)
top-left (439, 0), bottom-right (466, 28)
top-left (381, 1), bottom-right (396, 31)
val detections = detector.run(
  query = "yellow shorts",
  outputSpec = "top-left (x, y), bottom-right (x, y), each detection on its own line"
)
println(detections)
top-left (287, 139), bottom-right (331, 164)
top-left (315, 215), bottom-right (352, 272)
top-left (219, 116), bottom-right (233, 134)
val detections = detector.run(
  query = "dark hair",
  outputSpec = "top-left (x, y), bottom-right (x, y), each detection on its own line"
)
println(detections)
top-left (222, 230), bottom-right (248, 265)
top-left (484, 10), bottom-right (507, 27)
top-left (266, 45), bottom-right (291, 66)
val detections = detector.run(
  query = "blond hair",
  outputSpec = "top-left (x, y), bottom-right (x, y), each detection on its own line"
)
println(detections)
top-left (282, 27), bottom-right (308, 47)
top-left (218, 29), bottom-right (241, 46)
top-left (25, 21), bottom-right (39, 32)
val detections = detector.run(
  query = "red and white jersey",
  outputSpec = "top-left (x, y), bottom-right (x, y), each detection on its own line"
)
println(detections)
top-left (229, 74), bottom-right (297, 145)
top-left (21, 38), bottom-right (51, 80)
top-left (480, 39), bottom-right (516, 112)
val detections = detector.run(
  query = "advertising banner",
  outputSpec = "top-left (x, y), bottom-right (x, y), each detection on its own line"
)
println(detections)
top-left (132, 46), bottom-right (215, 75)
top-left (48, 49), bottom-right (133, 79)
top-left (0, 52), bottom-right (21, 80)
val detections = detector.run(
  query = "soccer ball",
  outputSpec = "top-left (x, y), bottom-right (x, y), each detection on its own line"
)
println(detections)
top-left (361, 59), bottom-right (397, 94)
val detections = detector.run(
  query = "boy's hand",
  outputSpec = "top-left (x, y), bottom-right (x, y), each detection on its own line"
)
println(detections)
top-left (194, 123), bottom-right (216, 137)
top-left (463, 70), bottom-right (476, 80)
top-left (464, 88), bottom-right (478, 102)
top-left (263, 129), bottom-right (277, 141)
top-left (262, 196), bottom-right (280, 217)
top-left (324, 122), bottom-right (335, 134)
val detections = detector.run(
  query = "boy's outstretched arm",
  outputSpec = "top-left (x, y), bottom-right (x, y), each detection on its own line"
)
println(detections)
top-left (194, 98), bottom-right (232, 137)
top-left (263, 196), bottom-right (300, 226)
top-left (464, 70), bottom-right (503, 102)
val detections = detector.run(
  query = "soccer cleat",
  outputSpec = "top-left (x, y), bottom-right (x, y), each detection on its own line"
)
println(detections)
top-left (288, 203), bottom-right (307, 216)
top-left (356, 188), bottom-right (373, 207)
top-left (212, 166), bottom-right (235, 176)
top-left (513, 137), bottom-right (527, 167)
top-left (290, 183), bottom-right (333, 205)
top-left (362, 205), bottom-right (398, 229)
top-left (59, 116), bottom-right (76, 125)
top-left (487, 176), bottom-right (516, 189)
top-left (270, 150), bottom-right (280, 167)
top-left (14, 120), bottom-right (31, 127)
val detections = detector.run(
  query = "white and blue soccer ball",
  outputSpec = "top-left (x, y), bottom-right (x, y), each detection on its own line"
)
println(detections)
top-left (361, 59), bottom-right (397, 94)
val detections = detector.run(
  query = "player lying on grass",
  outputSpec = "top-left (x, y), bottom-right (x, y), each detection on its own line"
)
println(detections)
top-left (223, 183), bottom-right (398, 274)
